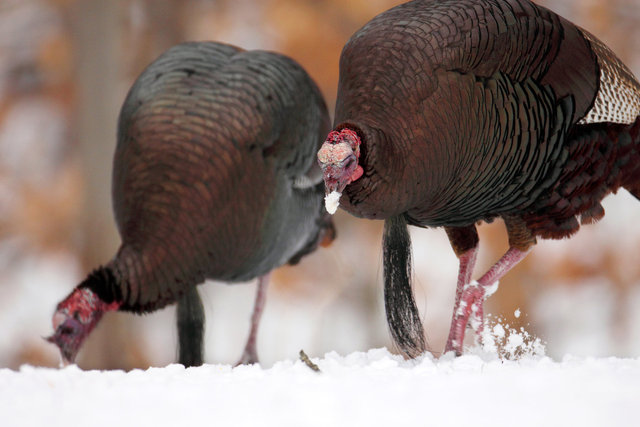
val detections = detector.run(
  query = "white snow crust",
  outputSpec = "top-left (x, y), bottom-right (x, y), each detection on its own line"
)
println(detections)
top-left (1, 348), bottom-right (639, 427)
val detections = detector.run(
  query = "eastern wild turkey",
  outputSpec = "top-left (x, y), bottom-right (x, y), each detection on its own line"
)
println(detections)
top-left (48, 41), bottom-right (334, 366)
top-left (317, 0), bottom-right (640, 357)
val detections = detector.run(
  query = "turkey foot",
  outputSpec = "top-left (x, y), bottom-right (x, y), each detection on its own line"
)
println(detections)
top-left (235, 274), bottom-right (270, 366)
top-left (444, 247), bottom-right (530, 356)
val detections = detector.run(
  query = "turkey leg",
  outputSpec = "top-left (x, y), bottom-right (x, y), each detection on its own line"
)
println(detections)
top-left (236, 273), bottom-right (270, 365)
top-left (444, 225), bottom-right (479, 355)
top-left (177, 287), bottom-right (205, 367)
top-left (444, 218), bottom-right (535, 355)
top-left (444, 247), bottom-right (531, 355)
top-left (444, 246), bottom-right (478, 354)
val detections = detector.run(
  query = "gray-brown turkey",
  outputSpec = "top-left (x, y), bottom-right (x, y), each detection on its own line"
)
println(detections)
top-left (317, 0), bottom-right (640, 357)
top-left (48, 41), bottom-right (334, 366)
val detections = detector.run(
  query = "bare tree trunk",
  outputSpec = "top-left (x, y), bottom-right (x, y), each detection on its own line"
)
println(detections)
top-left (69, 0), bottom-right (186, 370)
top-left (71, 0), bottom-right (120, 265)
top-left (70, 0), bottom-right (131, 370)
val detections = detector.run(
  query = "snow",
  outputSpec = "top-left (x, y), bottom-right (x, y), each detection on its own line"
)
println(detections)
top-left (532, 279), bottom-right (619, 358)
top-left (483, 280), bottom-right (500, 298)
top-left (469, 305), bottom-right (481, 331)
top-left (1, 348), bottom-right (639, 427)
top-left (324, 190), bottom-right (341, 214)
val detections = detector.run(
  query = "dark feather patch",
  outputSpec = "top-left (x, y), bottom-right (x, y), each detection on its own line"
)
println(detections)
top-left (383, 215), bottom-right (426, 358)
top-left (177, 287), bottom-right (205, 367)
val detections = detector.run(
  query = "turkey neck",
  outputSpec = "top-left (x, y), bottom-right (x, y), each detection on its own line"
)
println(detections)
top-left (323, 130), bottom-right (414, 223)
top-left (101, 244), bottom-right (204, 313)
top-left (334, 113), bottom-right (492, 226)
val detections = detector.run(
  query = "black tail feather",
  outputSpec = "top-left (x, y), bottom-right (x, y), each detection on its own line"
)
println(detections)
top-left (177, 287), bottom-right (205, 367)
top-left (383, 215), bottom-right (426, 358)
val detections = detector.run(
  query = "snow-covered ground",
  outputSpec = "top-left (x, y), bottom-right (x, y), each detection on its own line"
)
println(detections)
top-left (2, 348), bottom-right (639, 427)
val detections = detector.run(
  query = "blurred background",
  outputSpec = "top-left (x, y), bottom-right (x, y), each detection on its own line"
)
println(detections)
top-left (1, 0), bottom-right (639, 370)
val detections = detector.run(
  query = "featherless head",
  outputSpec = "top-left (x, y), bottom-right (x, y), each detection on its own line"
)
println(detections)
top-left (46, 270), bottom-right (121, 365)
top-left (317, 128), bottom-right (364, 214)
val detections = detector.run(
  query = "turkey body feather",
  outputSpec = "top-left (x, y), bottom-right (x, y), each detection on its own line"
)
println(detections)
top-left (112, 43), bottom-right (330, 310)
top-left (48, 41), bottom-right (333, 366)
top-left (319, 0), bottom-right (640, 356)
top-left (334, 0), bottom-right (630, 231)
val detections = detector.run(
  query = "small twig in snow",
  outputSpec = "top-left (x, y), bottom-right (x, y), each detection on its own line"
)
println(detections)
top-left (299, 350), bottom-right (321, 373)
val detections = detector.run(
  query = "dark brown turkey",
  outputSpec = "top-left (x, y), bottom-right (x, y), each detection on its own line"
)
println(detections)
top-left (48, 41), bottom-right (334, 366)
top-left (317, 0), bottom-right (640, 357)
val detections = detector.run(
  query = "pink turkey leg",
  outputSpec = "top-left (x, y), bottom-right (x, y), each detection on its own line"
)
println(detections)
top-left (444, 246), bottom-right (478, 354)
top-left (444, 247), bottom-right (531, 355)
top-left (236, 273), bottom-right (270, 365)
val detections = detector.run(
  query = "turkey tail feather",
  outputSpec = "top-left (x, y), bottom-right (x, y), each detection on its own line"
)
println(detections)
top-left (177, 287), bottom-right (205, 367)
top-left (621, 117), bottom-right (640, 199)
top-left (383, 215), bottom-right (426, 358)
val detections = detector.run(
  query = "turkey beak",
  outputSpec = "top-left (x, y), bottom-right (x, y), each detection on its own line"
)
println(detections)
top-left (45, 316), bottom-right (85, 365)
top-left (321, 158), bottom-right (355, 194)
